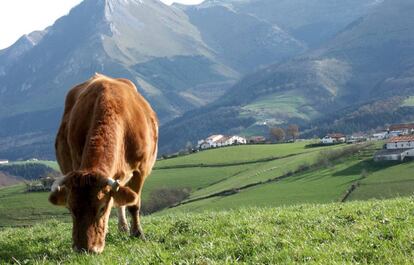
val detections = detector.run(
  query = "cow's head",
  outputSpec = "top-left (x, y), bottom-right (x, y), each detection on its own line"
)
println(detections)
top-left (49, 171), bottom-right (138, 253)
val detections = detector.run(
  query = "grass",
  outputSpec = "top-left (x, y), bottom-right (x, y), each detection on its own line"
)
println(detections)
top-left (240, 91), bottom-right (319, 123)
top-left (156, 142), bottom-right (323, 167)
top-left (0, 185), bottom-right (68, 227)
top-left (9, 160), bottom-right (60, 171)
top-left (187, 150), bottom-right (324, 200)
top-left (402, 96), bottom-right (414, 107)
top-left (166, 142), bottom-right (414, 212)
top-left (348, 162), bottom-right (414, 201)
top-left (170, 160), bottom-right (364, 212)
top-left (142, 165), bottom-right (252, 201)
top-left (0, 198), bottom-right (413, 264)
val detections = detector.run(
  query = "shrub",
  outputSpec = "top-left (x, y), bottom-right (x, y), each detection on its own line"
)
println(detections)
top-left (316, 143), bottom-right (372, 168)
top-left (142, 188), bottom-right (190, 215)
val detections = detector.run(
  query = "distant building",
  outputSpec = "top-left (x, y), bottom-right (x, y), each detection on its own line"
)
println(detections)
top-left (347, 135), bottom-right (367, 144)
top-left (371, 132), bottom-right (388, 141)
top-left (197, 135), bottom-right (247, 150)
top-left (374, 135), bottom-right (414, 161)
top-left (385, 135), bottom-right (414, 150)
top-left (0, 159), bottom-right (8, 165)
top-left (321, 133), bottom-right (346, 144)
top-left (388, 124), bottom-right (414, 136)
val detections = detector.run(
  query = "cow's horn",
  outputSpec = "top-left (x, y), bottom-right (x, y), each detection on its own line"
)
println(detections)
top-left (107, 178), bottom-right (120, 192)
top-left (51, 177), bottom-right (65, 192)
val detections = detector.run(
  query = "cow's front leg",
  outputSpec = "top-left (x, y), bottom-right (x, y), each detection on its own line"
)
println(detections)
top-left (118, 206), bottom-right (129, 233)
top-left (128, 202), bottom-right (145, 240)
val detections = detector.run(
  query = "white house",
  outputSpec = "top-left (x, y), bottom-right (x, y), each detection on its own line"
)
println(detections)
top-left (197, 135), bottom-right (223, 149)
top-left (198, 141), bottom-right (211, 150)
top-left (321, 133), bottom-right (346, 144)
top-left (227, 136), bottom-right (247, 145)
top-left (374, 135), bottom-right (414, 161)
top-left (386, 136), bottom-right (414, 150)
top-left (197, 135), bottom-right (247, 150)
top-left (371, 132), bottom-right (388, 141)
top-left (0, 159), bottom-right (8, 165)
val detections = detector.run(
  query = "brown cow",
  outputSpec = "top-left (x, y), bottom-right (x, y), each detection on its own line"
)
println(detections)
top-left (49, 73), bottom-right (158, 253)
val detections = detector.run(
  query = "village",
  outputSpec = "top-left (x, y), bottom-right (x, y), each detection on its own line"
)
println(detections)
top-left (196, 123), bottom-right (414, 162)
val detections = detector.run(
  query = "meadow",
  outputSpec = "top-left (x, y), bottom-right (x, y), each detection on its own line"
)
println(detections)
top-left (1, 198), bottom-right (413, 264)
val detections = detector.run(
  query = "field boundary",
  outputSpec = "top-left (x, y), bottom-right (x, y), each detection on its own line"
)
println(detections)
top-left (154, 153), bottom-right (301, 169)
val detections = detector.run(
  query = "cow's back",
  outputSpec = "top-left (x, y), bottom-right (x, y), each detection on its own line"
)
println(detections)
top-left (55, 75), bottom-right (158, 180)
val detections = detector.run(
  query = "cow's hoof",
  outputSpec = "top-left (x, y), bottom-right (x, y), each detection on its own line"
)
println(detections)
top-left (118, 224), bottom-right (129, 233)
top-left (131, 230), bottom-right (146, 241)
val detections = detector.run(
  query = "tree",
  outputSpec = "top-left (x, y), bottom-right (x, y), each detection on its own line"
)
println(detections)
top-left (270, 127), bottom-right (285, 142)
top-left (287, 124), bottom-right (300, 141)
top-left (185, 141), bottom-right (193, 153)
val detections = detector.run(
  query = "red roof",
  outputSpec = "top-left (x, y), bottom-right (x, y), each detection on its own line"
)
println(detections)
top-left (389, 124), bottom-right (414, 131)
top-left (388, 135), bottom-right (414, 143)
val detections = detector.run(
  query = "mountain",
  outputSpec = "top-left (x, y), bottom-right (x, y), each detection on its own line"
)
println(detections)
top-left (1, 0), bottom-right (409, 159)
top-left (159, 0), bottom-right (414, 153)
top-left (0, 0), bottom-right (317, 160)
top-left (0, 30), bottom-right (47, 73)
top-left (0, 0), bottom-right (237, 159)
top-left (177, 2), bottom-right (306, 74)
top-left (0, 0), bottom-right (237, 123)
top-left (184, 0), bottom-right (384, 48)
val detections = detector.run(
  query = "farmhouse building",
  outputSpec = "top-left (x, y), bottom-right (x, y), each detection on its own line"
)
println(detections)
top-left (388, 124), bottom-right (414, 136)
top-left (374, 135), bottom-right (414, 161)
top-left (371, 131), bottom-right (388, 141)
top-left (321, 133), bottom-right (346, 144)
top-left (197, 134), bottom-right (247, 150)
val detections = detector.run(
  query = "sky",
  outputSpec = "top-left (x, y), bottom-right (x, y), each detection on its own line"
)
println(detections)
top-left (0, 0), bottom-right (205, 49)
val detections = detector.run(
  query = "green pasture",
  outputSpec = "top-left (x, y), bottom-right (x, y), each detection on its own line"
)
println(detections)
top-left (9, 160), bottom-right (60, 171)
top-left (156, 142), bottom-right (323, 167)
top-left (348, 161), bottom-right (414, 201)
top-left (240, 91), bottom-right (319, 122)
top-left (402, 96), bottom-right (414, 107)
top-left (1, 198), bottom-right (413, 264)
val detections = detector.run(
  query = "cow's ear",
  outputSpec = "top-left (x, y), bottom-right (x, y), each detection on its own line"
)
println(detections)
top-left (113, 186), bottom-right (138, 206)
top-left (49, 186), bottom-right (68, 206)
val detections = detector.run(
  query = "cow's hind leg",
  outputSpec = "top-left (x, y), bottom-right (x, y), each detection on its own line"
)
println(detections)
top-left (118, 206), bottom-right (129, 233)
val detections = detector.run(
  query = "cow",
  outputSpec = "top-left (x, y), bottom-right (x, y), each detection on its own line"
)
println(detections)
top-left (49, 73), bottom-right (158, 253)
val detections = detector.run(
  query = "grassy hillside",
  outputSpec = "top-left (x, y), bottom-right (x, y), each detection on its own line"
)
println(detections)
top-left (349, 162), bottom-right (414, 201)
top-left (8, 160), bottom-right (60, 171)
top-left (0, 185), bottom-right (68, 227)
top-left (1, 198), bottom-right (413, 264)
top-left (167, 142), bottom-right (414, 213)
top-left (1, 141), bottom-right (414, 227)
top-left (3, 143), bottom-right (322, 226)
top-left (240, 91), bottom-right (320, 125)
top-left (156, 142), bottom-right (320, 167)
